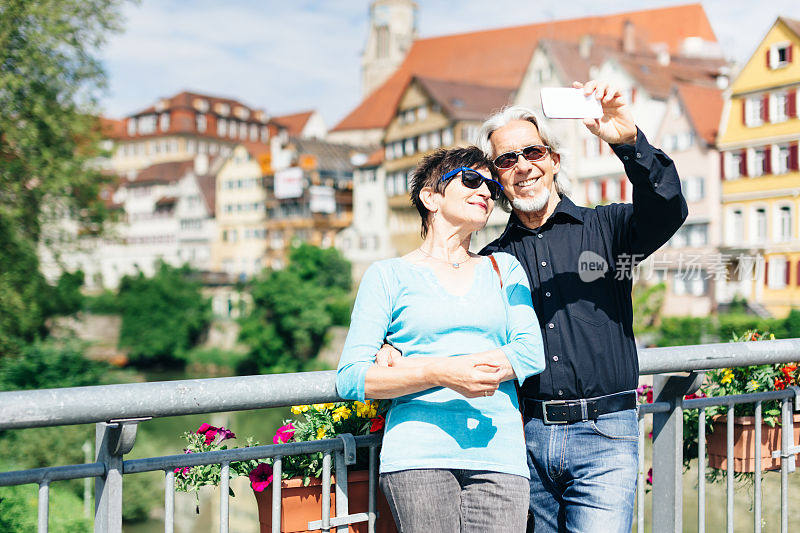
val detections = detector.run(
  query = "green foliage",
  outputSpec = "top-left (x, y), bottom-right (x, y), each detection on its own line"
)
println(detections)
top-left (47, 270), bottom-right (86, 317)
top-left (0, 481), bottom-right (91, 532)
top-left (655, 316), bottom-right (712, 347)
top-left (83, 289), bottom-right (121, 314)
top-left (184, 347), bottom-right (246, 376)
top-left (632, 282), bottom-right (665, 333)
top-left (0, 0), bottom-right (125, 357)
top-left (117, 262), bottom-right (212, 367)
top-left (0, 340), bottom-right (108, 391)
top-left (237, 245), bottom-right (354, 374)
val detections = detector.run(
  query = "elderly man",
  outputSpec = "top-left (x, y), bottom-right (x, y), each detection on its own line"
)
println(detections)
top-left (475, 81), bottom-right (687, 532)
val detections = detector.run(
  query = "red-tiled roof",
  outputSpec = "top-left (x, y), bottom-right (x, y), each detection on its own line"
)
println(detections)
top-left (333, 4), bottom-right (717, 132)
top-left (415, 77), bottom-right (515, 120)
top-left (273, 110), bottom-right (315, 137)
top-left (675, 83), bottom-right (724, 146)
top-left (361, 147), bottom-right (385, 168)
top-left (781, 17), bottom-right (800, 38)
top-left (131, 160), bottom-right (195, 186)
top-left (131, 90), bottom-right (264, 119)
top-left (99, 117), bottom-right (125, 139)
top-left (196, 173), bottom-right (216, 215)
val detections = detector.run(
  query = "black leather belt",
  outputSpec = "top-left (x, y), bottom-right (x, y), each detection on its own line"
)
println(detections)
top-left (524, 391), bottom-right (637, 424)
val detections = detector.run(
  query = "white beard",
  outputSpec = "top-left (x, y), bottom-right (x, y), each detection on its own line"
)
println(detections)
top-left (511, 188), bottom-right (550, 213)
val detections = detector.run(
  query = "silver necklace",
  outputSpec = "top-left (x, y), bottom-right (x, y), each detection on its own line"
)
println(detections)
top-left (417, 247), bottom-right (471, 269)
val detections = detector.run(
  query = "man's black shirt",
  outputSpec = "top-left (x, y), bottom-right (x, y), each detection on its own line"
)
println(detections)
top-left (480, 129), bottom-right (687, 401)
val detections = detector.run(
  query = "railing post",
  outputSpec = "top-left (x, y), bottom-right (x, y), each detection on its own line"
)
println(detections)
top-left (651, 372), bottom-right (704, 533)
top-left (94, 418), bottom-right (145, 532)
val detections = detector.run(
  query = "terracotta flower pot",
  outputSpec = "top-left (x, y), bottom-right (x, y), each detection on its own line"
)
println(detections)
top-left (253, 470), bottom-right (397, 533)
top-left (707, 413), bottom-right (800, 472)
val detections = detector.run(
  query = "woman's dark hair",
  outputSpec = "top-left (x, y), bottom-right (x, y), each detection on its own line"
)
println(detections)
top-left (409, 146), bottom-right (498, 238)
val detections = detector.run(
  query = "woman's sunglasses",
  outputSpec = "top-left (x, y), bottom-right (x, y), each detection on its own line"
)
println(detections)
top-left (493, 144), bottom-right (550, 170)
top-left (440, 167), bottom-right (504, 201)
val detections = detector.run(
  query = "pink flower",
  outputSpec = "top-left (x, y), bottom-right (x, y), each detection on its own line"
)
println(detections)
top-left (218, 426), bottom-right (236, 441)
top-left (196, 423), bottom-right (235, 445)
top-left (646, 467), bottom-right (653, 485)
top-left (273, 423), bottom-right (296, 444)
top-left (249, 463), bottom-right (273, 492)
top-left (197, 423), bottom-right (213, 434)
top-left (173, 467), bottom-right (190, 477)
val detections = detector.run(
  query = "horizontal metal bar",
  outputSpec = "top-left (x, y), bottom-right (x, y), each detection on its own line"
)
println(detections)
top-left (637, 401), bottom-right (672, 414)
top-left (308, 512), bottom-right (370, 529)
top-left (638, 338), bottom-right (800, 375)
top-left (682, 389), bottom-right (795, 410)
top-left (1, 339), bottom-right (798, 430)
top-left (124, 435), bottom-right (380, 475)
top-left (0, 371), bottom-right (338, 430)
top-left (0, 462), bottom-right (105, 487)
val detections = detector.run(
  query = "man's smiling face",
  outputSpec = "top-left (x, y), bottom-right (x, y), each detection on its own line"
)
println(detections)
top-left (489, 120), bottom-right (560, 213)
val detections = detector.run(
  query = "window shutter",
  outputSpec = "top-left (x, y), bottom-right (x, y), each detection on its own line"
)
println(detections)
top-left (740, 150), bottom-right (748, 177)
top-left (742, 99), bottom-right (747, 125)
top-left (585, 181), bottom-right (590, 202)
top-left (796, 261), bottom-right (800, 286)
top-left (790, 143), bottom-right (799, 171)
top-left (764, 146), bottom-right (772, 174)
top-left (720, 152), bottom-right (726, 180)
top-left (601, 180), bottom-right (607, 200)
top-left (620, 177), bottom-right (627, 200)
top-left (762, 94), bottom-right (770, 122)
top-left (788, 261), bottom-right (793, 286)
top-left (765, 260), bottom-right (770, 286)
top-left (767, 48), bottom-right (772, 68)
top-left (789, 90), bottom-right (797, 119)
top-left (789, 44), bottom-right (794, 63)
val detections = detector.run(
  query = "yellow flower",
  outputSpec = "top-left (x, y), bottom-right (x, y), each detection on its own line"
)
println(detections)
top-left (332, 405), bottom-right (352, 422)
top-left (354, 401), bottom-right (373, 418)
top-left (749, 380), bottom-right (759, 391)
top-left (291, 405), bottom-right (310, 415)
top-left (312, 403), bottom-right (327, 412)
top-left (316, 427), bottom-right (327, 440)
top-left (720, 369), bottom-right (734, 385)
top-left (324, 403), bottom-right (336, 410)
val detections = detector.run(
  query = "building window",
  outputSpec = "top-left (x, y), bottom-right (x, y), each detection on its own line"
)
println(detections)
top-left (752, 148), bottom-right (767, 177)
top-left (778, 206), bottom-right (793, 242)
top-left (745, 97), bottom-right (764, 127)
top-left (376, 25), bottom-right (389, 58)
top-left (429, 131), bottom-right (441, 149)
top-left (727, 151), bottom-right (745, 179)
top-left (461, 124), bottom-right (479, 144)
top-left (196, 114), bottom-right (207, 132)
top-left (441, 128), bottom-right (454, 146)
top-left (772, 92), bottom-right (788, 122)
top-left (681, 176), bottom-right (705, 202)
top-left (688, 223), bottom-right (708, 247)
top-left (768, 257), bottom-right (788, 289)
top-left (584, 137), bottom-right (600, 157)
top-left (217, 119), bottom-right (227, 137)
top-left (127, 119), bottom-right (136, 136)
top-left (769, 42), bottom-right (793, 69)
top-left (404, 138), bottom-right (415, 156)
top-left (260, 127), bottom-right (269, 143)
top-left (729, 209), bottom-right (744, 244)
top-left (159, 113), bottom-right (170, 132)
top-left (586, 180), bottom-right (601, 205)
top-left (418, 133), bottom-right (429, 152)
top-left (777, 144), bottom-right (791, 174)
top-left (754, 208), bottom-right (767, 242)
top-left (417, 106), bottom-right (428, 121)
top-left (138, 115), bottom-right (157, 134)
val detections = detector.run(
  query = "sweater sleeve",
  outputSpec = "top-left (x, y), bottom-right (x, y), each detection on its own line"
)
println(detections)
top-left (336, 262), bottom-right (393, 401)
top-left (495, 253), bottom-right (546, 384)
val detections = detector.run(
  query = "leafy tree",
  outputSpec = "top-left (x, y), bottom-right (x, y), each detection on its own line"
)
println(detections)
top-left (0, 340), bottom-right (107, 392)
top-left (237, 245), bottom-right (354, 374)
top-left (0, 0), bottom-right (126, 357)
top-left (117, 262), bottom-right (212, 367)
top-left (632, 282), bottom-right (665, 334)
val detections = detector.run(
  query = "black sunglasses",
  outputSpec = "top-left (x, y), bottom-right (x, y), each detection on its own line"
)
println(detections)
top-left (493, 144), bottom-right (550, 169)
top-left (440, 167), bottom-right (504, 200)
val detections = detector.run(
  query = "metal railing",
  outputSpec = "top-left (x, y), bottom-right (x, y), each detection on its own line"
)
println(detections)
top-left (2, 339), bottom-right (800, 532)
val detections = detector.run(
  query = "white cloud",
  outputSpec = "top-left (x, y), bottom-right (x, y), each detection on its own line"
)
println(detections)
top-left (100, 0), bottom-right (800, 127)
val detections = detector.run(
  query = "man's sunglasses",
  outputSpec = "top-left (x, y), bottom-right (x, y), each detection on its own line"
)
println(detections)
top-left (440, 167), bottom-right (504, 200)
top-left (493, 144), bottom-right (550, 170)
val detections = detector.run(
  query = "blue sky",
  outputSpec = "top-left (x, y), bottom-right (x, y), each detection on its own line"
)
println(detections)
top-left (100, 1), bottom-right (800, 128)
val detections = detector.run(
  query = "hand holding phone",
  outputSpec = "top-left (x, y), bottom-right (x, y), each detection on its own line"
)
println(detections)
top-left (540, 87), bottom-right (603, 120)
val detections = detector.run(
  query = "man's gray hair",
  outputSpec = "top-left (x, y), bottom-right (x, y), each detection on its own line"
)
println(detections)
top-left (476, 106), bottom-right (570, 210)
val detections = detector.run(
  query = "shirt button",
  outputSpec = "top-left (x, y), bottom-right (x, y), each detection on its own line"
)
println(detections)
top-left (623, 155), bottom-right (629, 161)
top-left (545, 291), bottom-right (551, 297)
top-left (548, 323), bottom-right (554, 329)
top-left (558, 390), bottom-right (564, 396)
top-left (541, 261), bottom-right (547, 267)
top-left (636, 152), bottom-right (642, 159)
top-left (552, 356), bottom-right (559, 362)
top-left (537, 233), bottom-right (543, 239)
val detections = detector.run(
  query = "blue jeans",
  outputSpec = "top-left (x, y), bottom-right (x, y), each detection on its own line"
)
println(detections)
top-left (524, 408), bottom-right (639, 533)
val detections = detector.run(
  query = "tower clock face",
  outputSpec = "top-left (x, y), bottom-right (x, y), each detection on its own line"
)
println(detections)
top-left (374, 5), bottom-right (390, 26)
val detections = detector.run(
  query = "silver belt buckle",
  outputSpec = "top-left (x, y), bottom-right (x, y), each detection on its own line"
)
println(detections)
top-left (542, 400), bottom-right (568, 424)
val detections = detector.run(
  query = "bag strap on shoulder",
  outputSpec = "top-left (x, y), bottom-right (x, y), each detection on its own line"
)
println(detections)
top-left (488, 254), bottom-right (503, 289)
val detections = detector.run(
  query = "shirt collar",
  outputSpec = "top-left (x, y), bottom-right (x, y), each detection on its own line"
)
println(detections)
top-left (504, 195), bottom-right (585, 236)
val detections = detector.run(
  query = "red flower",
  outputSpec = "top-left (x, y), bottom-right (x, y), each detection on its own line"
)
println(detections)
top-left (369, 416), bottom-right (385, 433)
top-left (273, 423), bottom-right (296, 444)
top-left (646, 467), bottom-right (653, 485)
top-left (775, 377), bottom-right (788, 390)
top-left (249, 463), bottom-right (273, 492)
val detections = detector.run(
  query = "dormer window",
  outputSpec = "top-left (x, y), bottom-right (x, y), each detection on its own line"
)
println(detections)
top-left (768, 42), bottom-right (793, 69)
top-left (193, 99), bottom-right (209, 112)
top-left (234, 106), bottom-right (250, 120)
top-left (214, 102), bottom-right (230, 116)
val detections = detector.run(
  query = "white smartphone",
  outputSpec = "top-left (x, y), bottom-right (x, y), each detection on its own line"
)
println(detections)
top-left (540, 87), bottom-right (603, 120)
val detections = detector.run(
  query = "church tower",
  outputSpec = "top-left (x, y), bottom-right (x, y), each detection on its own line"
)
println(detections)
top-left (361, 0), bottom-right (418, 96)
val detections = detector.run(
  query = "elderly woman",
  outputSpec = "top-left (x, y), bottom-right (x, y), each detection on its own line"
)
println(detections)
top-left (336, 146), bottom-right (545, 533)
